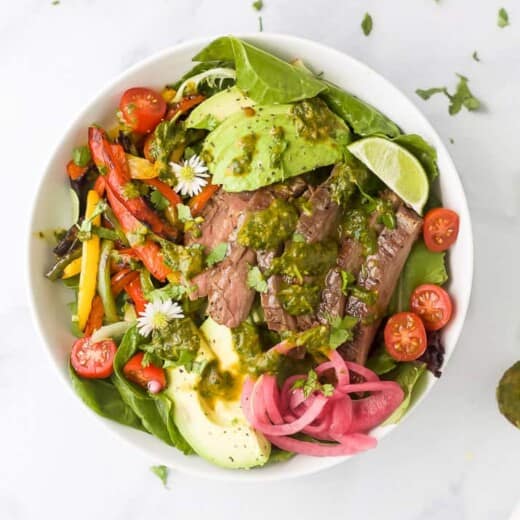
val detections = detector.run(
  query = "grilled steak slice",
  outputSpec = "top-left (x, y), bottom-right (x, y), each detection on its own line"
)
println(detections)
top-left (185, 191), bottom-right (251, 252)
top-left (317, 268), bottom-right (346, 324)
top-left (257, 250), bottom-right (297, 332)
top-left (295, 180), bottom-right (339, 243)
top-left (339, 203), bottom-right (423, 365)
top-left (205, 244), bottom-right (256, 328)
top-left (268, 176), bottom-right (308, 201)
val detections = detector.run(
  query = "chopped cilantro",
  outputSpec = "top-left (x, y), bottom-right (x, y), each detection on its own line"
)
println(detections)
top-left (498, 7), bottom-right (510, 28)
top-left (340, 270), bottom-right (356, 295)
top-left (150, 189), bottom-right (170, 211)
top-left (51, 0), bottom-right (60, 5)
top-left (449, 137), bottom-right (455, 144)
top-left (361, 13), bottom-right (373, 36)
top-left (328, 314), bottom-right (358, 349)
top-left (247, 266), bottom-right (268, 293)
top-left (150, 465), bottom-right (169, 487)
top-left (258, 16), bottom-right (263, 32)
top-left (176, 203), bottom-right (193, 222)
top-left (292, 369), bottom-right (334, 398)
top-left (415, 74), bottom-right (481, 115)
top-left (292, 232), bottom-right (306, 243)
top-left (72, 146), bottom-right (91, 167)
top-left (252, 0), bottom-right (263, 11)
top-left (206, 243), bottom-right (228, 267)
top-left (472, 50), bottom-right (480, 62)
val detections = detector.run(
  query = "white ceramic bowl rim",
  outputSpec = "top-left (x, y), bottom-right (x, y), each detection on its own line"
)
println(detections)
top-left (27, 33), bottom-right (473, 482)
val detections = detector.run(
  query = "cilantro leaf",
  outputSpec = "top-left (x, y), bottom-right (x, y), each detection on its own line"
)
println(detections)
top-left (328, 315), bottom-right (358, 349)
top-left (361, 13), bottom-right (373, 36)
top-left (449, 74), bottom-right (481, 115)
top-left (292, 232), bottom-right (306, 243)
top-left (247, 266), bottom-right (268, 293)
top-left (415, 87), bottom-right (448, 100)
top-left (72, 145), bottom-right (91, 167)
top-left (150, 189), bottom-right (170, 211)
top-left (206, 243), bottom-right (228, 267)
top-left (472, 50), bottom-right (480, 62)
top-left (252, 0), bottom-right (263, 11)
top-left (258, 16), bottom-right (263, 32)
top-left (292, 370), bottom-right (335, 398)
top-left (150, 465), bottom-right (169, 487)
top-left (498, 7), bottom-right (510, 28)
top-left (176, 203), bottom-right (192, 222)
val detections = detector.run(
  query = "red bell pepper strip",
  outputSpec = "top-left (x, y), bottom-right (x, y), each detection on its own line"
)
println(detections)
top-left (125, 277), bottom-right (147, 315)
top-left (106, 186), bottom-right (171, 282)
top-left (93, 175), bottom-right (106, 197)
top-left (165, 94), bottom-right (205, 121)
top-left (88, 126), bottom-right (177, 241)
top-left (189, 184), bottom-right (220, 216)
top-left (144, 178), bottom-right (182, 207)
top-left (111, 268), bottom-right (140, 296)
top-left (66, 160), bottom-right (88, 181)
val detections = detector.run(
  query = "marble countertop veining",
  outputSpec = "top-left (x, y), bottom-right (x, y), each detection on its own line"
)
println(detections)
top-left (2, 0), bottom-right (520, 518)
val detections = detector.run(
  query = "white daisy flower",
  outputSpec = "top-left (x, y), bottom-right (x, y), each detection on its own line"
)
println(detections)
top-left (170, 155), bottom-right (210, 197)
top-left (137, 300), bottom-right (184, 337)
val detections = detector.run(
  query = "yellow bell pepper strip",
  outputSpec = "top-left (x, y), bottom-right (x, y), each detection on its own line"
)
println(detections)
top-left (126, 154), bottom-right (158, 180)
top-left (62, 257), bottom-right (82, 279)
top-left (45, 247), bottom-right (82, 281)
top-left (97, 240), bottom-right (119, 324)
top-left (77, 190), bottom-right (102, 331)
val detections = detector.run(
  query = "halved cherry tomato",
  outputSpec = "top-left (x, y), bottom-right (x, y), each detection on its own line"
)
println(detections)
top-left (71, 337), bottom-right (117, 379)
top-left (410, 284), bottom-right (453, 331)
top-left (123, 352), bottom-right (166, 392)
top-left (119, 87), bottom-right (166, 134)
top-left (384, 312), bottom-right (427, 361)
top-left (66, 160), bottom-right (88, 181)
top-left (423, 208), bottom-right (460, 252)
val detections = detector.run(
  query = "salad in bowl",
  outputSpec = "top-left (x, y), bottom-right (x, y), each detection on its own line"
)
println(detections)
top-left (37, 36), bottom-right (464, 471)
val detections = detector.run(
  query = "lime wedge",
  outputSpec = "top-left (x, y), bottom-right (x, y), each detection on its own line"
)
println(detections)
top-left (347, 137), bottom-right (429, 215)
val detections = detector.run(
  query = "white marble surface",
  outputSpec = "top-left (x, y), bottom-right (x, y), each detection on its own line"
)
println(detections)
top-left (2, 0), bottom-right (520, 518)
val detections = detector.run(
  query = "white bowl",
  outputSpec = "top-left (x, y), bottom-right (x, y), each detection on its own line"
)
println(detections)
top-left (27, 33), bottom-right (473, 481)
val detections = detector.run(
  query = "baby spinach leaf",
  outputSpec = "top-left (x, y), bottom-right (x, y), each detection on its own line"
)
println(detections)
top-left (366, 346), bottom-right (397, 375)
top-left (393, 134), bottom-right (439, 182)
top-left (193, 36), bottom-right (326, 104)
top-left (389, 240), bottom-right (448, 314)
top-left (321, 81), bottom-right (401, 137)
top-left (113, 328), bottom-right (193, 453)
top-left (382, 362), bottom-right (427, 424)
top-left (69, 362), bottom-right (145, 431)
top-left (361, 13), bottom-right (373, 36)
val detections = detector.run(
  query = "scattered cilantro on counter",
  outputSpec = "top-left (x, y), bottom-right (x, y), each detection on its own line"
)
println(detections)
top-left (252, 0), bottom-right (263, 11)
top-left (498, 7), bottom-right (510, 28)
top-left (150, 465), bottom-right (169, 487)
top-left (416, 74), bottom-right (481, 115)
top-left (472, 50), bottom-right (480, 62)
top-left (361, 13), bottom-right (373, 36)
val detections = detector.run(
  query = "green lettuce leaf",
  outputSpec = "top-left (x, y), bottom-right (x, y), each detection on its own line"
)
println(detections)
top-left (366, 346), bottom-right (397, 375)
top-left (389, 240), bottom-right (448, 314)
top-left (382, 362), bottom-right (427, 424)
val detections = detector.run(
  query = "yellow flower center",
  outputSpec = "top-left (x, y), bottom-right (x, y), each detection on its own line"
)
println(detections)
top-left (178, 164), bottom-right (196, 183)
top-left (151, 312), bottom-right (169, 330)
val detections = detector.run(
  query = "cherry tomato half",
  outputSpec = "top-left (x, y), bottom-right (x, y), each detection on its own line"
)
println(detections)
top-left (423, 208), bottom-right (460, 252)
top-left (384, 312), bottom-right (427, 362)
top-left (410, 284), bottom-right (453, 331)
top-left (123, 352), bottom-right (166, 393)
top-left (119, 87), bottom-right (166, 134)
top-left (70, 337), bottom-right (117, 379)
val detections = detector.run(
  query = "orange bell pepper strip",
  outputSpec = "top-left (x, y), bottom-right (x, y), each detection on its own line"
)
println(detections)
top-left (106, 186), bottom-right (171, 282)
top-left (88, 126), bottom-right (177, 241)
top-left (189, 184), bottom-right (220, 216)
top-left (144, 178), bottom-right (182, 208)
top-left (165, 94), bottom-right (205, 121)
top-left (111, 269), bottom-right (140, 296)
top-left (66, 160), bottom-right (88, 181)
top-left (93, 175), bottom-right (106, 197)
top-left (84, 295), bottom-right (104, 336)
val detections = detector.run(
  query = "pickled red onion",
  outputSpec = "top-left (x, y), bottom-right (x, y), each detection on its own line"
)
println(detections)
top-left (240, 344), bottom-right (404, 457)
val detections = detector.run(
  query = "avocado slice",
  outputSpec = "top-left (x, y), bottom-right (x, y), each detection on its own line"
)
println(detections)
top-left (165, 319), bottom-right (270, 469)
top-left (202, 98), bottom-right (351, 192)
top-left (185, 86), bottom-right (255, 131)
